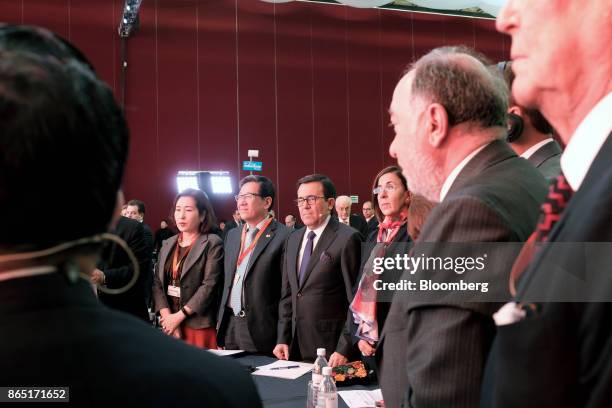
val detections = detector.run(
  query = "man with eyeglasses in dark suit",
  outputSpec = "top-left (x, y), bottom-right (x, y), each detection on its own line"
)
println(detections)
top-left (274, 174), bottom-right (361, 365)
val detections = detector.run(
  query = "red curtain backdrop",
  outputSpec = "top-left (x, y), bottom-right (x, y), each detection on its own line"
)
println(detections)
top-left (0, 0), bottom-right (509, 225)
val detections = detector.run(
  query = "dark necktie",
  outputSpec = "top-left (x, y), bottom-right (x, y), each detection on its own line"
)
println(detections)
top-left (298, 231), bottom-right (316, 286)
top-left (509, 172), bottom-right (574, 295)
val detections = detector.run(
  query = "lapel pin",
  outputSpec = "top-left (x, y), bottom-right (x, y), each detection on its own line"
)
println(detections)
top-left (266, 234), bottom-right (271, 238)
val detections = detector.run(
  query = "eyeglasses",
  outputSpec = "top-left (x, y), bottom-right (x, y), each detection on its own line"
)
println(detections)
top-left (295, 195), bottom-right (325, 207)
top-left (234, 193), bottom-right (263, 202)
top-left (373, 184), bottom-right (399, 195)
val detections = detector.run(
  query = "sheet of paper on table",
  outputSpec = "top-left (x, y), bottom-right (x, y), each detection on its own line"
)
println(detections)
top-left (208, 349), bottom-right (244, 357)
top-left (338, 389), bottom-right (383, 408)
top-left (252, 360), bottom-right (314, 380)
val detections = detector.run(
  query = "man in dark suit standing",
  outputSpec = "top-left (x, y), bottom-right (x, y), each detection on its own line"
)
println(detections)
top-left (0, 26), bottom-right (261, 406)
top-left (93, 215), bottom-right (151, 321)
top-left (498, 61), bottom-right (562, 181)
top-left (217, 175), bottom-right (290, 354)
top-left (224, 210), bottom-right (243, 234)
top-left (362, 200), bottom-right (379, 237)
top-left (274, 174), bottom-right (361, 365)
top-left (379, 46), bottom-right (547, 407)
top-left (481, 2), bottom-right (612, 407)
top-left (125, 198), bottom-right (154, 307)
top-left (335, 195), bottom-right (368, 240)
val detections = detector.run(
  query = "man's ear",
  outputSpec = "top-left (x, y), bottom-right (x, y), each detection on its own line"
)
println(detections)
top-left (508, 105), bottom-right (523, 117)
top-left (264, 196), bottom-right (273, 211)
top-left (426, 103), bottom-right (449, 148)
top-left (327, 198), bottom-right (335, 211)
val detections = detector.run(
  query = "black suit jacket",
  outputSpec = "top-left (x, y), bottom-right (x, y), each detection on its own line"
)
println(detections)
top-left (152, 233), bottom-right (224, 329)
top-left (98, 216), bottom-right (151, 321)
top-left (482, 133), bottom-right (612, 408)
top-left (527, 139), bottom-right (562, 181)
top-left (277, 216), bottom-right (361, 361)
top-left (217, 220), bottom-right (291, 354)
top-left (350, 214), bottom-right (369, 241)
top-left (0, 273), bottom-right (262, 407)
top-left (366, 217), bottom-right (379, 236)
top-left (379, 140), bottom-right (547, 408)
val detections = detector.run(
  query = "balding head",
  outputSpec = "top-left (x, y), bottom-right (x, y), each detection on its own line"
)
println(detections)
top-left (389, 46), bottom-right (508, 202)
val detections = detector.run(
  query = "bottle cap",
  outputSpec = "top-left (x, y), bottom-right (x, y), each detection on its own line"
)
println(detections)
top-left (322, 367), bottom-right (333, 375)
top-left (317, 348), bottom-right (326, 356)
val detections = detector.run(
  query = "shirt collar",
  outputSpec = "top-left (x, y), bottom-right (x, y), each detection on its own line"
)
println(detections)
top-left (521, 138), bottom-right (554, 159)
top-left (561, 92), bottom-right (612, 191)
top-left (439, 143), bottom-right (489, 201)
top-left (307, 214), bottom-right (331, 237)
top-left (246, 215), bottom-right (270, 232)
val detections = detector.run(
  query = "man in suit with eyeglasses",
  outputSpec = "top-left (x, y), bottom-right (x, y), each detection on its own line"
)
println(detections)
top-left (217, 175), bottom-right (290, 354)
top-left (274, 174), bottom-right (361, 364)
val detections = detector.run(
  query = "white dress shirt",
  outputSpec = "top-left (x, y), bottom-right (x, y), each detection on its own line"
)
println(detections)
top-left (439, 143), bottom-right (489, 202)
top-left (561, 92), bottom-right (612, 191)
top-left (298, 214), bottom-right (331, 269)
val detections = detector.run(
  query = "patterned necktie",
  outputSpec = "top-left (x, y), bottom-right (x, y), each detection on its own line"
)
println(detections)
top-left (509, 172), bottom-right (574, 295)
top-left (230, 227), bottom-right (258, 315)
top-left (298, 231), bottom-right (316, 286)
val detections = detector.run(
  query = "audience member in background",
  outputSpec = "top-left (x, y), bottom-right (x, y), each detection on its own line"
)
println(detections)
top-left (125, 198), bottom-right (154, 308)
top-left (0, 25), bottom-right (260, 406)
top-left (362, 200), bottom-right (379, 236)
top-left (406, 194), bottom-right (436, 241)
top-left (121, 204), bottom-right (128, 217)
top-left (335, 195), bottom-right (368, 240)
top-left (274, 174), bottom-right (361, 364)
top-left (339, 166), bottom-right (413, 374)
top-left (498, 60), bottom-right (562, 181)
top-left (481, 1), bottom-right (612, 407)
top-left (152, 188), bottom-right (224, 349)
top-left (284, 214), bottom-right (297, 230)
top-left (94, 215), bottom-right (150, 321)
top-left (217, 176), bottom-right (291, 354)
top-left (154, 219), bottom-right (175, 254)
top-left (380, 46), bottom-right (547, 407)
top-left (224, 210), bottom-right (243, 233)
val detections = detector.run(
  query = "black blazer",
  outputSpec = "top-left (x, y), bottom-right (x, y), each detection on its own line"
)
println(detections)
top-left (217, 220), bottom-right (291, 354)
top-left (366, 217), bottom-right (380, 236)
top-left (527, 139), bottom-right (562, 181)
top-left (152, 233), bottom-right (224, 329)
top-left (98, 216), bottom-right (151, 321)
top-left (277, 216), bottom-right (361, 361)
top-left (379, 140), bottom-right (548, 408)
top-left (0, 273), bottom-right (262, 407)
top-left (482, 132), bottom-right (612, 408)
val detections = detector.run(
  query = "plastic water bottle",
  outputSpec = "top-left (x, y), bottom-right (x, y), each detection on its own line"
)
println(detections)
top-left (316, 366), bottom-right (338, 408)
top-left (310, 348), bottom-right (327, 406)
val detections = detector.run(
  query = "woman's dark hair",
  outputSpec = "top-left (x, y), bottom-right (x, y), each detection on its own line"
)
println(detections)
top-left (372, 166), bottom-right (410, 222)
top-left (171, 189), bottom-right (217, 234)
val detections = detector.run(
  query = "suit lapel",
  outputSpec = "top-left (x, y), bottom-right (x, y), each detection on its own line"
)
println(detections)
top-left (244, 221), bottom-right (277, 279)
top-left (300, 218), bottom-right (338, 289)
top-left (225, 229), bottom-right (241, 288)
top-left (180, 234), bottom-right (208, 280)
top-left (289, 228), bottom-right (305, 289)
top-left (158, 235), bottom-right (178, 283)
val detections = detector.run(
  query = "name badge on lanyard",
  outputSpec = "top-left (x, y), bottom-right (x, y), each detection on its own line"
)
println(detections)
top-left (167, 285), bottom-right (181, 298)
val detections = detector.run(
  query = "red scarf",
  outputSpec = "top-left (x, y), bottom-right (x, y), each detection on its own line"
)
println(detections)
top-left (350, 209), bottom-right (408, 343)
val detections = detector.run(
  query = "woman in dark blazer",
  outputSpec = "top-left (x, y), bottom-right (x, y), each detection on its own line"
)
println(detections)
top-left (349, 166), bottom-right (413, 361)
top-left (152, 188), bottom-right (224, 349)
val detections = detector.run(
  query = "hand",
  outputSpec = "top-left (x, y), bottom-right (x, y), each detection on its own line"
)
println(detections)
top-left (90, 269), bottom-right (105, 285)
top-left (328, 352), bottom-right (348, 367)
top-left (171, 327), bottom-right (182, 339)
top-left (358, 340), bottom-right (376, 357)
top-left (160, 311), bottom-right (185, 335)
top-left (273, 344), bottom-right (290, 360)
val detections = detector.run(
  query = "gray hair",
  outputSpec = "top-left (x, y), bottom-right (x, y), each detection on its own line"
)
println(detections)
top-left (408, 45), bottom-right (508, 130)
